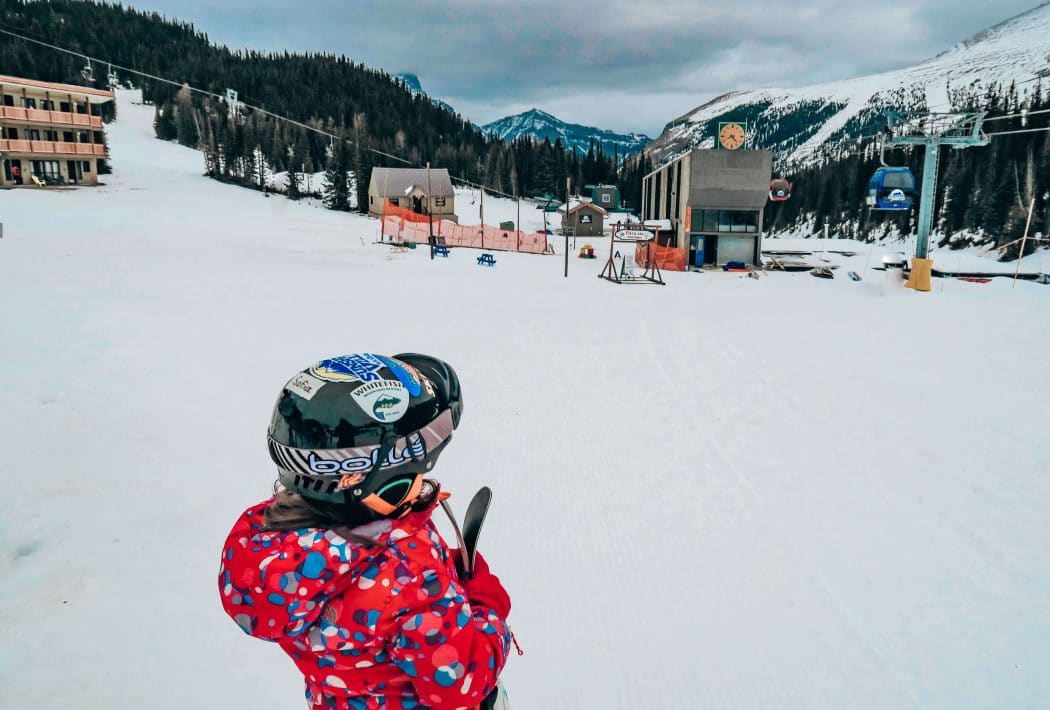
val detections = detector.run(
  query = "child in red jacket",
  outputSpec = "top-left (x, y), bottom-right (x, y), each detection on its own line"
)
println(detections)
top-left (219, 353), bottom-right (513, 709)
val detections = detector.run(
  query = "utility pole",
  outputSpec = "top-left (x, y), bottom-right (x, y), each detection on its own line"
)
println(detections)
top-left (479, 161), bottom-right (485, 250)
top-left (516, 193), bottom-right (521, 252)
top-left (427, 162), bottom-right (434, 260)
top-left (564, 176), bottom-right (570, 278)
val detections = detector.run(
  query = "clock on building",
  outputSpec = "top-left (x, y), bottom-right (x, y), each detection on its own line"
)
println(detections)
top-left (718, 122), bottom-right (747, 150)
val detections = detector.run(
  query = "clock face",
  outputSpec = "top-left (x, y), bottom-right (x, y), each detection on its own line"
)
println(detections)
top-left (719, 122), bottom-right (745, 150)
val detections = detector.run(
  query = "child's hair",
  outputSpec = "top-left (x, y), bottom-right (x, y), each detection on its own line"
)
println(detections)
top-left (263, 487), bottom-right (381, 547)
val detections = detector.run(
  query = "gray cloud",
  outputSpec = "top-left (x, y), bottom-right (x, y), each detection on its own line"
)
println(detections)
top-left (130, 0), bottom-right (1041, 134)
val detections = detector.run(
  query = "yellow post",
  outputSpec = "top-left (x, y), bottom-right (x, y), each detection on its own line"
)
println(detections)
top-left (905, 257), bottom-right (933, 292)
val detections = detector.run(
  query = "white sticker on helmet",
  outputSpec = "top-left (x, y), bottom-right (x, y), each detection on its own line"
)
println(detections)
top-left (351, 379), bottom-right (410, 423)
top-left (286, 372), bottom-right (326, 400)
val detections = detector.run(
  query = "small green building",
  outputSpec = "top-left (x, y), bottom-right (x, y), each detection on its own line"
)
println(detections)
top-left (584, 184), bottom-right (620, 210)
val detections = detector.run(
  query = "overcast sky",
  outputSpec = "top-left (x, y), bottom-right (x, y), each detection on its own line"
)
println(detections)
top-left (130, 0), bottom-right (1040, 135)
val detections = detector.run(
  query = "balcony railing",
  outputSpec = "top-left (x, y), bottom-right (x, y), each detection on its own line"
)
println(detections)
top-left (0, 106), bottom-right (102, 128)
top-left (0, 138), bottom-right (105, 156)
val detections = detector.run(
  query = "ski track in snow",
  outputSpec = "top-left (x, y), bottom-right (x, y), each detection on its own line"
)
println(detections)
top-left (0, 91), bottom-right (1049, 710)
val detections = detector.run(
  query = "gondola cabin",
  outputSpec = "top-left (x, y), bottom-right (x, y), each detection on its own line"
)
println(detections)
top-left (867, 167), bottom-right (915, 210)
top-left (769, 178), bottom-right (791, 201)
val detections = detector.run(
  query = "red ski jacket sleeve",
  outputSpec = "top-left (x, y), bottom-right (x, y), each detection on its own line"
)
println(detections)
top-left (218, 498), bottom-right (512, 709)
top-left (377, 541), bottom-right (512, 707)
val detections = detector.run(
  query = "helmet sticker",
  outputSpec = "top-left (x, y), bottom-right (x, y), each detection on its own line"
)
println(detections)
top-left (378, 356), bottom-right (423, 397)
top-left (284, 372), bottom-right (326, 400)
top-left (351, 379), bottom-right (410, 422)
top-left (310, 353), bottom-right (385, 383)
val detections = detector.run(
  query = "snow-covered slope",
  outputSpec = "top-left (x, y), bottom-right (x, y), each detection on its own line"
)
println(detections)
top-left (1, 91), bottom-right (1049, 710)
top-left (483, 108), bottom-right (650, 156)
top-left (648, 1), bottom-right (1050, 165)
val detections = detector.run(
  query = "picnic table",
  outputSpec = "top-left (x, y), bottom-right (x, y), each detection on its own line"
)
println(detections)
top-left (477, 253), bottom-right (496, 266)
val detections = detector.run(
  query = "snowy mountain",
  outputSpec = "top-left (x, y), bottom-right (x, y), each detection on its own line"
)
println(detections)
top-left (482, 108), bottom-right (651, 156)
top-left (647, 1), bottom-right (1050, 166)
top-left (394, 72), bottom-right (456, 114)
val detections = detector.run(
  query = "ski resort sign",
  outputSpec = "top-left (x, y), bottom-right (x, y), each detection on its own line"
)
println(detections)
top-left (614, 229), bottom-right (654, 241)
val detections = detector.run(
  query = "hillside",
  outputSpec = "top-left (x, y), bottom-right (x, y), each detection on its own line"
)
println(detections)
top-left (647, 1), bottom-right (1050, 166)
top-left (0, 0), bottom-right (622, 206)
top-left (483, 108), bottom-right (651, 157)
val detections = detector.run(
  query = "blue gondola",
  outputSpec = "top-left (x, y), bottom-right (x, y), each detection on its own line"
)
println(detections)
top-left (769, 178), bottom-right (792, 202)
top-left (867, 167), bottom-right (915, 210)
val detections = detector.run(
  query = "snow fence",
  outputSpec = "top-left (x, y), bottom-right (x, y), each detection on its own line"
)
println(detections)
top-left (381, 203), bottom-right (549, 254)
top-left (636, 242), bottom-right (687, 272)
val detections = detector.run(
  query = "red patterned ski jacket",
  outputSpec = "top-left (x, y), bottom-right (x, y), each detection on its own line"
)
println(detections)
top-left (218, 498), bottom-right (512, 709)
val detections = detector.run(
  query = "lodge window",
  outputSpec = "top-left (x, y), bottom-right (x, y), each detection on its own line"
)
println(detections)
top-left (1, 127), bottom-right (16, 139)
top-left (90, 104), bottom-right (101, 116)
top-left (41, 100), bottom-right (55, 110)
top-left (388, 198), bottom-right (400, 206)
top-left (28, 128), bottom-right (41, 140)
top-left (63, 131), bottom-right (74, 142)
top-left (21, 97), bottom-right (37, 109)
top-left (369, 196), bottom-right (374, 204)
top-left (31, 160), bottom-right (61, 179)
top-left (59, 101), bottom-right (71, 112)
top-left (434, 197), bottom-right (446, 207)
top-left (82, 161), bottom-right (91, 173)
top-left (601, 193), bottom-right (611, 203)
top-left (93, 131), bottom-right (104, 144)
top-left (79, 132), bottom-right (90, 143)
top-left (2, 94), bottom-right (13, 107)
top-left (44, 130), bottom-right (58, 141)
top-left (691, 209), bottom-right (758, 233)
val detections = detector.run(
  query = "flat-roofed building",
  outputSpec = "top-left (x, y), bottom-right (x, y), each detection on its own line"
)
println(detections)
top-left (642, 148), bottom-right (772, 267)
top-left (0, 74), bottom-right (114, 187)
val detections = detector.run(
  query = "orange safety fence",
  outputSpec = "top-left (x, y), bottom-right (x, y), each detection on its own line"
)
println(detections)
top-left (381, 203), bottom-right (548, 255)
top-left (636, 242), bottom-right (687, 272)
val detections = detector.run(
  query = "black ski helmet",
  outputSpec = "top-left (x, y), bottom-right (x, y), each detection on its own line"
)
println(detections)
top-left (267, 353), bottom-right (462, 517)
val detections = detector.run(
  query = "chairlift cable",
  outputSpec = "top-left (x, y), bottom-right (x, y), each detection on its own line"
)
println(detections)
top-left (984, 126), bottom-right (1050, 137)
top-left (982, 107), bottom-right (1050, 123)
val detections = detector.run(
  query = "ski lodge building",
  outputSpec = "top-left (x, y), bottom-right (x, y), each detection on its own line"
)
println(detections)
top-left (641, 148), bottom-right (772, 267)
top-left (0, 74), bottom-right (114, 188)
top-left (368, 167), bottom-right (458, 222)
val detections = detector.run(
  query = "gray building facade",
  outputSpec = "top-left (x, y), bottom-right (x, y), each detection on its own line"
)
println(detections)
top-left (641, 149), bottom-right (772, 267)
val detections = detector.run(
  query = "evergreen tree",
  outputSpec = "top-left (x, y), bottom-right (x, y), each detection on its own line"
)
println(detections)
top-left (323, 139), bottom-right (352, 211)
top-left (286, 140), bottom-right (304, 200)
top-left (173, 84), bottom-right (199, 148)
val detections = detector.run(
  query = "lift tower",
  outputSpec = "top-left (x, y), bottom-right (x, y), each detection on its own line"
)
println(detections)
top-left (883, 111), bottom-right (988, 291)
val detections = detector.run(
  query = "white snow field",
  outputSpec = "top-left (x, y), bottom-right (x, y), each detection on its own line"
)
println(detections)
top-left (1, 92), bottom-right (1049, 710)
